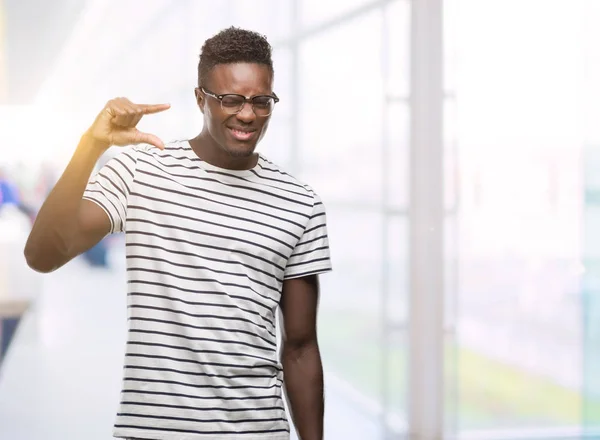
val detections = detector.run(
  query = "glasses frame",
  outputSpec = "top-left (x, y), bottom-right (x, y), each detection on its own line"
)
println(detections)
top-left (200, 87), bottom-right (280, 117)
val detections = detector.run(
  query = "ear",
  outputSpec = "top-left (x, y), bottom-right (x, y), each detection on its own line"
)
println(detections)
top-left (195, 87), bottom-right (205, 114)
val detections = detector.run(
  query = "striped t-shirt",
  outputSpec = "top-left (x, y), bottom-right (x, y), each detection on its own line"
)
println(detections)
top-left (83, 140), bottom-right (332, 440)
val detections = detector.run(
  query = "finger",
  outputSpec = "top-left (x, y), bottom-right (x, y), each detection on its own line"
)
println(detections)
top-left (106, 104), bottom-right (133, 127)
top-left (113, 102), bottom-right (139, 127)
top-left (129, 105), bottom-right (145, 127)
top-left (138, 103), bottom-right (171, 115)
top-left (114, 103), bottom-right (166, 127)
top-left (102, 104), bottom-right (125, 121)
top-left (132, 130), bottom-right (165, 150)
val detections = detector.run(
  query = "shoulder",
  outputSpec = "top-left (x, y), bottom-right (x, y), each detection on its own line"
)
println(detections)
top-left (117, 140), bottom-right (187, 163)
top-left (257, 155), bottom-right (323, 205)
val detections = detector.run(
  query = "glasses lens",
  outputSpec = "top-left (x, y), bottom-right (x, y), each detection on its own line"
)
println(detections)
top-left (252, 96), bottom-right (275, 116)
top-left (220, 95), bottom-right (245, 114)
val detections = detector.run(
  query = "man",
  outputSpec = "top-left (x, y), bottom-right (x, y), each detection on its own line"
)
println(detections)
top-left (24, 27), bottom-right (331, 440)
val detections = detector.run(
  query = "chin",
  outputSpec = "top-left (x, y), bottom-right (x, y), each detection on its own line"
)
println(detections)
top-left (224, 143), bottom-right (256, 158)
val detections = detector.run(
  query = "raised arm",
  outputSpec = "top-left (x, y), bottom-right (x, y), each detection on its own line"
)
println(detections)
top-left (24, 98), bottom-right (170, 273)
top-left (280, 274), bottom-right (324, 440)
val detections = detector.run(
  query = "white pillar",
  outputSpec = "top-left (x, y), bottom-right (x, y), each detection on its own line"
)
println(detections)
top-left (408, 0), bottom-right (445, 438)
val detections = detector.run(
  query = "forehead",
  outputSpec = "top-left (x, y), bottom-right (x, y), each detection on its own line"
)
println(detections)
top-left (207, 63), bottom-right (273, 95)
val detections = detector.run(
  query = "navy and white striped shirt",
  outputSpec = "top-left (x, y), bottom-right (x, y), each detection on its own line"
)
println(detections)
top-left (83, 140), bottom-right (332, 440)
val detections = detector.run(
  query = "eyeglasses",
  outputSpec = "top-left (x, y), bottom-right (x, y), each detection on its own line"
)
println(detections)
top-left (200, 87), bottom-right (279, 117)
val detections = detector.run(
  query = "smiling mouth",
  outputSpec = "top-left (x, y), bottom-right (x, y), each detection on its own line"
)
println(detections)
top-left (229, 127), bottom-right (256, 141)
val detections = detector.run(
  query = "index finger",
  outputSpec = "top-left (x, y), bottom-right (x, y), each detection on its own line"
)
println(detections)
top-left (139, 103), bottom-right (171, 115)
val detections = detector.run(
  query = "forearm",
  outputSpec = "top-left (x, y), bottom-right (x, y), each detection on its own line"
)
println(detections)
top-left (24, 134), bottom-right (106, 271)
top-left (282, 340), bottom-right (324, 440)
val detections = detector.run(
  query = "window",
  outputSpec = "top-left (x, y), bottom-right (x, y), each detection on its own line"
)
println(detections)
top-left (447, 0), bottom-right (591, 434)
top-left (300, 0), bottom-right (381, 28)
top-left (297, 10), bottom-right (383, 204)
top-left (296, 6), bottom-right (410, 436)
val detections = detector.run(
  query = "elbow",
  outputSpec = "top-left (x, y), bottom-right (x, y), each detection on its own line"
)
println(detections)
top-left (23, 240), bottom-right (38, 269)
top-left (24, 241), bottom-right (57, 273)
top-left (24, 225), bottom-right (72, 273)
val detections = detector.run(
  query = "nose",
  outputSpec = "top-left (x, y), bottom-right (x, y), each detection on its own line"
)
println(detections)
top-left (236, 101), bottom-right (256, 123)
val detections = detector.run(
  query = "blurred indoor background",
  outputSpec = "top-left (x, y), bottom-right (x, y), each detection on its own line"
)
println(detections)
top-left (0, 0), bottom-right (599, 439)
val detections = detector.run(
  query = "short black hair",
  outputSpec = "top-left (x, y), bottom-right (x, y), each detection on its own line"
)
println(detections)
top-left (198, 27), bottom-right (273, 87)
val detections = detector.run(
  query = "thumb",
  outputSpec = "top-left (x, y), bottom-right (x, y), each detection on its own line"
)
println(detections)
top-left (132, 130), bottom-right (165, 150)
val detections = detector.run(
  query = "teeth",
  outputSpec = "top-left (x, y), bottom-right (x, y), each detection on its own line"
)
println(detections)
top-left (231, 128), bottom-right (253, 140)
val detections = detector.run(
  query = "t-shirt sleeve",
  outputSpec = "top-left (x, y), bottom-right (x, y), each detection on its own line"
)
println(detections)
top-left (284, 191), bottom-right (333, 279)
top-left (82, 149), bottom-right (138, 234)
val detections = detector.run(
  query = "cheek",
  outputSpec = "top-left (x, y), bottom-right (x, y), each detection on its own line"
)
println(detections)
top-left (205, 108), bottom-right (226, 133)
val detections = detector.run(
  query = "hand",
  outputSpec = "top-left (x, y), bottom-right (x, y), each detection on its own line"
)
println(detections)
top-left (86, 97), bottom-right (170, 151)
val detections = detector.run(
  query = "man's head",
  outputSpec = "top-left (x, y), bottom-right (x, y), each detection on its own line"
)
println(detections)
top-left (195, 27), bottom-right (276, 159)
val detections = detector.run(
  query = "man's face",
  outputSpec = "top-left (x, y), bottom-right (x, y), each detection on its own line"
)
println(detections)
top-left (196, 62), bottom-right (274, 158)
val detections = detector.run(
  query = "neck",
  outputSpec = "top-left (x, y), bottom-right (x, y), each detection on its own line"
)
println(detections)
top-left (189, 131), bottom-right (258, 171)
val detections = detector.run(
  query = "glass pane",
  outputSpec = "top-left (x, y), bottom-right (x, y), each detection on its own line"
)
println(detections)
top-left (271, 49), bottom-right (293, 121)
top-left (386, 103), bottom-right (409, 211)
top-left (318, 207), bottom-right (383, 386)
top-left (317, 208), bottom-right (408, 438)
top-left (583, 10), bottom-right (600, 144)
top-left (444, 0), bottom-right (458, 94)
top-left (296, 7), bottom-right (409, 438)
top-left (445, 99), bottom-right (459, 213)
top-left (449, 0), bottom-right (588, 434)
top-left (445, 214), bottom-right (460, 437)
top-left (261, 121), bottom-right (293, 169)
top-left (103, 4), bottom-right (190, 100)
top-left (383, 217), bottom-right (409, 433)
top-left (385, 0), bottom-right (410, 98)
top-left (385, 217), bottom-right (409, 326)
top-left (297, 10), bottom-right (383, 205)
top-left (317, 206), bottom-right (384, 433)
top-left (583, 2), bottom-right (600, 433)
top-left (582, 144), bottom-right (600, 433)
top-left (229, 0), bottom-right (293, 41)
top-left (456, 149), bottom-right (584, 432)
top-left (260, 49), bottom-right (293, 167)
top-left (300, 0), bottom-right (377, 28)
